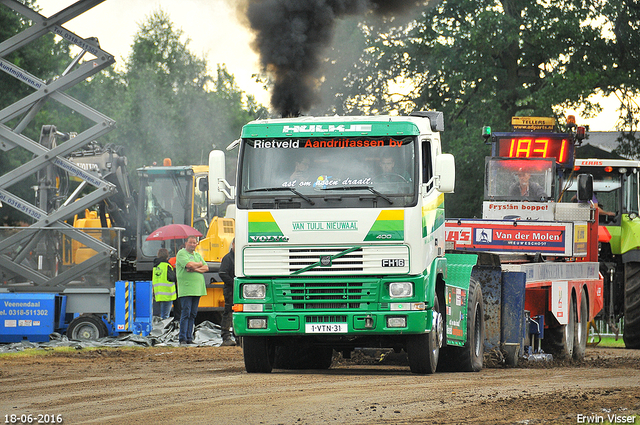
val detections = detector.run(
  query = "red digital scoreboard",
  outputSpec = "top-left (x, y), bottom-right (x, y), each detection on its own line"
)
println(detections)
top-left (492, 132), bottom-right (574, 167)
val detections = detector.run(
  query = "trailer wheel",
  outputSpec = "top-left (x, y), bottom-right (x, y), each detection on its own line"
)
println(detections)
top-left (242, 336), bottom-right (275, 373)
top-left (406, 294), bottom-right (442, 374)
top-left (573, 287), bottom-right (589, 361)
top-left (541, 293), bottom-right (576, 359)
top-left (67, 315), bottom-right (108, 341)
top-left (623, 262), bottom-right (640, 349)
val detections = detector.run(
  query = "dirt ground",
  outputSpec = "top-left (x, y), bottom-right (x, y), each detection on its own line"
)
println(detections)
top-left (1, 345), bottom-right (639, 425)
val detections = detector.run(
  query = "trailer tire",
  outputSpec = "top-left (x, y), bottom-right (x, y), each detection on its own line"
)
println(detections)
top-left (242, 337), bottom-right (275, 373)
top-left (67, 315), bottom-right (108, 341)
top-left (573, 287), bottom-right (588, 361)
top-left (406, 294), bottom-right (442, 374)
top-left (541, 293), bottom-right (576, 360)
top-left (439, 278), bottom-right (484, 372)
top-left (623, 262), bottom-right (640, 349)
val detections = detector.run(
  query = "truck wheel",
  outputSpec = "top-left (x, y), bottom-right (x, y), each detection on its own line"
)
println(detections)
top-left (310, 346), bottom-right (334, 370)
top-left (67, 315), bottom-right (108, 341)
top-left (273, 344), bottom-right (333, 370)
top-left (438, 278), bottom-right (485, 372)
top-left (456, 279), bottom-right (484, 371)
top-left (273, 346), bottom-right (294, 369)
top-left (406, 295), bottom-right (442, 374)
top-left (573, 287), bottom-right (588, 361)
top-left (541, 293), bottom-right (577, 360)
top-left (623, 262), bottom-right (640, 349)
top-left (242, 337), bottom-right (275, 373)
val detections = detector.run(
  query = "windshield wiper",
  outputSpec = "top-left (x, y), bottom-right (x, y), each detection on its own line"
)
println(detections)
top-left (321, 186), bottom-right (393, 205)
top-left (245, 187), bottom-right (315, 205)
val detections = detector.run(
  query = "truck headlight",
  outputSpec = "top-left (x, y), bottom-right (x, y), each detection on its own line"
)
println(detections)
top-left (387, 316), bottom-right (407, 328)
top-left (389, 282), bottom-right (413, 298)
top-left (248, 317), bottom-right (268, 329)
top-left (243, 284), bottom-right (266, 299)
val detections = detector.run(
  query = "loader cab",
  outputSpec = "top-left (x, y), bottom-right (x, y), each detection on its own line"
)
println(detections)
top-left (567, 160), bottom-right (640, 226)
top-left (136, 165), bottom-right (210, 271)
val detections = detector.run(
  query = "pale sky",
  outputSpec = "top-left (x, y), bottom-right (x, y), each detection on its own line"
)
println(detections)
top-left (37, 0), bottom-right (271, 106)
top-left (36, 0), bottom-right (621, 131)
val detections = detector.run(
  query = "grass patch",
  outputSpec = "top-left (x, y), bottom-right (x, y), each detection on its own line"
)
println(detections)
top-left (0, 345), bottom-right (147, 359)
top-left (0, 346), bottom-right (80, 359)
top-left (588, 335), bottom-right (627, 348)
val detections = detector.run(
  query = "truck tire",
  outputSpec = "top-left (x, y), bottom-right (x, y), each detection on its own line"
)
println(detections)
top-left (438, 278), bottom-right (485, 372)
top-left (623, 262), bottom-right (640, 349)
top-left (406, 294), bottom-right (442, 374)
top-left (313, 347), bottom-right (334, 370)
top-left (67, 315), bottom-right (108, 341)
top-left (242, 337), bottom-right (275, 373)
top-left (573, 287), bottom-right (588, 361)
top-left (541, 292), bottom-right (577, 360)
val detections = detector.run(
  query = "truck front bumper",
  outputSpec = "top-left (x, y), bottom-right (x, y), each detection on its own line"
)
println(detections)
top-left (233, 308), bottom-right (434, 337)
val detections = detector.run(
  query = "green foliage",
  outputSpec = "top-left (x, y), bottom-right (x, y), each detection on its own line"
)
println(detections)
top-left (66, 9), bottom-right (268, 185)
top-left (80, 9), bottom-right (268, 183)
top-left (322, 0), bottom-right (640, 217)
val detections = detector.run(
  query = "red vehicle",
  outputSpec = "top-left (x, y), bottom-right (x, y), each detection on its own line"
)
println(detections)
top-left (446, 116), bottom-right (604, 362)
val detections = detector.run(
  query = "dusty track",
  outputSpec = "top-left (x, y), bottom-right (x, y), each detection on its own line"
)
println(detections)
top-left (1, 346), bottom-right (639, 424)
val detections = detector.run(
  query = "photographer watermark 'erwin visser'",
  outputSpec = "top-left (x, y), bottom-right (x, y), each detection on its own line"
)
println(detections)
top-left (577, 413), bottom-right (637, 423)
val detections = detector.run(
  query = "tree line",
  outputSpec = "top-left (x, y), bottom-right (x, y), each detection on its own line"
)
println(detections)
top-left (2, 1), bottom-right (639, 223)
top-left (305, 0), bottom-right (640, 217)
top-left (0, 6), bottom-right (267, 225)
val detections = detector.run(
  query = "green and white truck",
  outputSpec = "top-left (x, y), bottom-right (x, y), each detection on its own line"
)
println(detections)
top-left (212, 112), bottom-right (485, 373)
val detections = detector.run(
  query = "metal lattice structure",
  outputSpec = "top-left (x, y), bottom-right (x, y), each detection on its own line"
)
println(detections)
top-left (0, 0), bottom-right (119, 290)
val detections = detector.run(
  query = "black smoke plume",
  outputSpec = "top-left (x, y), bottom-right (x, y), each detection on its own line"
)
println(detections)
top-left (243, 0), bottom-right (427, 117)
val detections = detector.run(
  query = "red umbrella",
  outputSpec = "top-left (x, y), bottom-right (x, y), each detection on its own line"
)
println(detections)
top-left (145, 224), bottom-right (202, 241)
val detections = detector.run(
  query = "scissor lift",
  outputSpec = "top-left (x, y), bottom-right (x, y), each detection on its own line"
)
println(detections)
top-left (0, 0), bottom-right (118, 290)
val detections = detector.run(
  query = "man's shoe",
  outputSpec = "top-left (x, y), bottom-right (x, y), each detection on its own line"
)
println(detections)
top-left (221, 338), bottom-right (236, 347)
top-left (179, 341), bottom-right (188, 346)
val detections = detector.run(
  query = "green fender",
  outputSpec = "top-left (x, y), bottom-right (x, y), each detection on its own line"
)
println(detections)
top-left (423, 254), bottom-right (477, 307)
top-left (616, 216), bottom-right (640, 255)
top-left (444, 253), bottom-right (478, 291)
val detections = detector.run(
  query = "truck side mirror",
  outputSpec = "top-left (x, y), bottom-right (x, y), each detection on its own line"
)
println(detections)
top-left (576, 173), bottom-right (593, 202)
top-left (209, 150), bottom-right (234, 205)
top-left (435, 154), bottom-right (455, 193)
top-left (198, 178), bottom-right (208, 192)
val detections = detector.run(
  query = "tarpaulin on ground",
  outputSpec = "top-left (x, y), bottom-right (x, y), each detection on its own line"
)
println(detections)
top-left (0, 319), bottom-right (229, 353)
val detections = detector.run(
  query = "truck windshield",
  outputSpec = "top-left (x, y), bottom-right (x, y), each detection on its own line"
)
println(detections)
top-left (484, 157), bottom-right (555, 201)
top-left (238, 136), bottom-right (417, 209)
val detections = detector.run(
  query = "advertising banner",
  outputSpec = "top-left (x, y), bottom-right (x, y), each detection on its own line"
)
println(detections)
top-left (445, 219), bottom-right (573, 256)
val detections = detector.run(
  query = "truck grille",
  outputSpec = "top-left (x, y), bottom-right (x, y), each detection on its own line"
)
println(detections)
top-left (243, 245), bottom-right (409, 276)
top-left (273, 279), bottom-right (378, 310)
top-left (289, 248), bottom-right (363, 273)
top-left (306, 315), bottom-right (348, 323)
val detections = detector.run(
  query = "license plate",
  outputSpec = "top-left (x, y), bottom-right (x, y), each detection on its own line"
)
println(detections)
top-left (305, 323), bottom-right (348, 333)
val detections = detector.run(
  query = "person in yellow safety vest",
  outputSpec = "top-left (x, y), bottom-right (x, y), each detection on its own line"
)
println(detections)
top-left (152, 248), bottom-right (177, 319)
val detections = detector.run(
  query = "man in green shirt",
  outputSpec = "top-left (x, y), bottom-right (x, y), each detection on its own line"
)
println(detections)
top-left (176, 235), bottom-right (208, 345)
